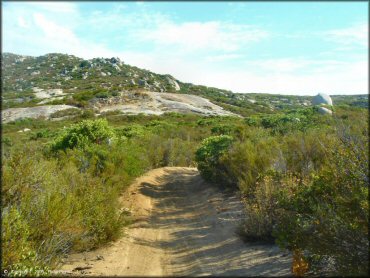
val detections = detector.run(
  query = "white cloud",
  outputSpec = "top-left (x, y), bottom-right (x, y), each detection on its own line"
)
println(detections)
top-left (137, 21), bottom-right (269, 52)
top-left (205, 54), bottom-right (244, 62)
top-left (246, 58), bottom-right (360, 75)
top-left (28, 2), bottom-right (78, 14)
top-left (17, 16), bottom-right (29, 28)
top-left (248, 58), bottom-right (312, 73)
top-left (33, 13), bottom-right (77, 42)
top-left (324, 23), bottom-right (368, 47)
top-left (195, 60), bottom-right (367, 95)
top-left (118, 49), bottom-right (367, 95)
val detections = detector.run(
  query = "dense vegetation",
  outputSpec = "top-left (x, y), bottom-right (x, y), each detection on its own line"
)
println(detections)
top-left (2, 103), bottom-right (368, 276)
top-left (195, 106), bottom-right (368, 276)
top-left (2, 112), bottom-right (238, 276)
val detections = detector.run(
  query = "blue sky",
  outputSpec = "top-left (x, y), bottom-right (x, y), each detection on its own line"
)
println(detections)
top-left (2, 1), bottom-right (368, 95)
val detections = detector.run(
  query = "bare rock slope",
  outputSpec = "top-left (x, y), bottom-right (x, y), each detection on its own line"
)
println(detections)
top-left (1, 105), bottom-right (76, 123)
top-left (2, 92), bottom-right (236, 123)
top-left (95, 91), bottom-right (237, 117)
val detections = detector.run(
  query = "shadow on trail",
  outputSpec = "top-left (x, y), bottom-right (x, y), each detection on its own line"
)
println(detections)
top-left (136, 168), bottom-right (291, 276)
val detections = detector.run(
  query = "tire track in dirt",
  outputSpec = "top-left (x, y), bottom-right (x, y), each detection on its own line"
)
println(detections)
top-left (58, 167), bottom-right (292, 276)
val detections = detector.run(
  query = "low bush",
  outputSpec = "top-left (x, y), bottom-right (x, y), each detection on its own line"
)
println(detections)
top-left (195, 135), bottom-right (234, 184)
top-left (49, 108), bottom-right (81, 119)
top-left (274, 127), bottom-right (369, 276)
top-left (196, 116), bottom-right (368, 276)
top-left (50, 118), bottom-right (114, 152)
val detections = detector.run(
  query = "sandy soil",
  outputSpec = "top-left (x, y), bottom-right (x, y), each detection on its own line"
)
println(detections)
top-left (58, 167), bottom-right (291, 276)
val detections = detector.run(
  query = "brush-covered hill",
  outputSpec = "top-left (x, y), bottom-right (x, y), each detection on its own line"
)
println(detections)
top-left (2, 52), bottom-right (367, 120)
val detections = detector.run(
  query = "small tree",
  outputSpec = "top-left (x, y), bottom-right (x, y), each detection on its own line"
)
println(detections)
top-left (51, 119), bottom-right (115, 152)
top-left (195, 135), bottom-right (233, 184)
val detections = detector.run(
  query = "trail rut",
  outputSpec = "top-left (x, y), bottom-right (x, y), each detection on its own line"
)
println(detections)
top-left (59, 167), bottom-right (292, 276)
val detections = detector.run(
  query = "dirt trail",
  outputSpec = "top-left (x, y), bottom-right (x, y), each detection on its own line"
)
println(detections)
top-left (59, 167), bottom-right (291, 276)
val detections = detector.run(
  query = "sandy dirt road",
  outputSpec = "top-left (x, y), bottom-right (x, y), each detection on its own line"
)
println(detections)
top-left (59, 167), bottom-right (291, 276)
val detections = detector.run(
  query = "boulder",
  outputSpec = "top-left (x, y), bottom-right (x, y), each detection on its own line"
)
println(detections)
top-left (138, 79), bottom-right (147, 86)
top-left (318, 107), bottom-right (333, 115)
top-left (112, 64), bottom-right (121, 72)
top-left (17, 128), bottom-right (31, 133)
top-left (166, 76), bottom-right (180, 91)
top-left (312, 93), bottom-right (333, 106)
top-left (110, 57), bottom-right (121, 64)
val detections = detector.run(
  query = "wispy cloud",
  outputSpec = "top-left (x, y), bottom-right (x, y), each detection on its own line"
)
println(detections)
top-left (136, 21), bottom-right (269, 52)
top-left (17, 16), bottom-right (29, 29)
top-left (323, 23), bottom-right (368, 47)
top-left (33, 13), bottom-right (77, 42)
top-left (3, 2), bottom-right (115, 58)
top-left (205, 54), bottom-right (244, 62)
top-left (31, 2), bottom-right (77, 13)
top-left (194, 60), bottom-right (367, 94)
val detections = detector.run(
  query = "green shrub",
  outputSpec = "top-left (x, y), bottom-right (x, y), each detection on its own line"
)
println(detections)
top-left (238, 173), bottom-right (281, 242)
top-left (220, 137), bottom-right (279, 195)
top-left (29, 129), bottom-right (56, 140)
top-left (51, 118), bottom-right (114, 152)
top-left (95, 92), bottom-right (109, 98)
top-left (116, 125), bottom-right (146, 138)
top-left (72, 91), bottom-right (95, 102)
top-left (49, 108), bottom-right (80, 118)
top-left (2, 207), bottom-right (34, 269)
top-left (80, 109), bottom-right (96, 119)
top-left (1, 143), bottom-right (132, 273)
top-left (211, 124), bottom-right (235, 135)
top-left (145, 135), bottom-right (196, 168)
top-left (274, 128), bottom-right (369, 276)
top-left (195, 135), bottom-right (234, 184)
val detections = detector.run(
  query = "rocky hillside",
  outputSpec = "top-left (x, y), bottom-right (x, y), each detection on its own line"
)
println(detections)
top-left (2, 52), bottom-right (367, 119)
top-left (2, 52), bottom-right (184, 102)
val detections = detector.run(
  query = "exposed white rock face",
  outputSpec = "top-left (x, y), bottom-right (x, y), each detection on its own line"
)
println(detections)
top-left (2, 105), bottom-right (77, 123)
top-left (15, 57), bottom-right (26, 63)
top-left (318, 107), bottom-right (333, 115)
top-left (97, 91), bottom-right (237, 117)
top-left (112, 64), bottom-right (121, 71)
top-left (173, 80), bottom-right (180, 91)
top-left (33, 88), bottom-right (65, 99)
top-left (166, 76), bottom-right (180, 91)
top-left (17, 128), bottom-right (31, 133)
top-left (31, 71), bottom-right (40, 76)
top-left (312, 93), bottom-right (333, 106)
top-left (101, 72), bottom-right (107, 77)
